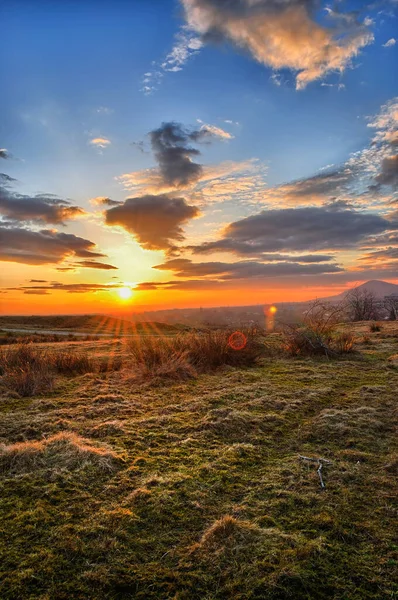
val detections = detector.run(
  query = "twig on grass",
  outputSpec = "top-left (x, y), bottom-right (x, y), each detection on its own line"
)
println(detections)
top-left (299, 455), bottom-right (332, 489)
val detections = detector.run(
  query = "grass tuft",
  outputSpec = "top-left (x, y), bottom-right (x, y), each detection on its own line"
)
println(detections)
top-left (0, 432), bottom-right (122, 475)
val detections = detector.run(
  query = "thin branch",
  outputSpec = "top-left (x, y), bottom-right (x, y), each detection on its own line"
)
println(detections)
top-left (299, 455), bottom-right (332, 489)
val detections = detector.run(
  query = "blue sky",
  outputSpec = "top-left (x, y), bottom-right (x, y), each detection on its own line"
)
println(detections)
top-left (1, 0), bottom-right (397, 312)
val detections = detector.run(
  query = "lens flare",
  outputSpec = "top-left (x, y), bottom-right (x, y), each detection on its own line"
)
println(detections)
top-left (228, 331), bottom-right (247, 351)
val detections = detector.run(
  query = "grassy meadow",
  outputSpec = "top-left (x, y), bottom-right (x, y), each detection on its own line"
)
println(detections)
top-left (0, 322), bottom-right (397, 599)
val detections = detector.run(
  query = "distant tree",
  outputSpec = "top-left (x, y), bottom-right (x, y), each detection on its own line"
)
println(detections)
top-left (384, 295), bottom-right (398, 321)
top-left (345, 287), bottom-right (379, 321)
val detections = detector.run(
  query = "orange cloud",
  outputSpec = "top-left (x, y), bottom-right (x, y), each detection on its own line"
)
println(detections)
top-left (182, 0), bottom-right (373, 89)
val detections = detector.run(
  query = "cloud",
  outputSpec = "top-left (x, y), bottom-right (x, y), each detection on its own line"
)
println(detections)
top-left (0, 149), bottom-right (10, 159)
top-left (191, 205), bottom-right (391, 255)
top-left (23, 290), bottom-right (51, 295)
top-left (383, 38), bottom-right (396, 48)
top-left (141, 28), bottom-right (203, 93)
top-left (120, 121), bottom-right (235, 194)
top-left (257, 167), bottom-right (355, 207)
top-left (146, 257), bottom-right (344, 283)
top-left (96, 106), bottom-right (114, 115)
top-left (194, 120), bottom-right (234, 140)
top-left (150, 122), bottom-right (203, 188)
top-left (0, 173), bottom-right (17, 184)
top-left (76, 260), bottom-right (118, 270)
top-left (320, 82), bottom-right (346, 90)
top-left (105, 193), bottom-right (200, 251)
top-left (180, 0), bottom-right (374, 89)
top-left (89, 137), bottom-right (111, 149)
top-left (0, 180), bottom-right (85, 225)
top-left (10, 282), bottom-right (124, 295)
top-left (375, 154), bottom-right (398, 188)
top-left (359, 247), bottom-right (398, 263)
top-left (0, 226), bottom-right (107, 266)
top-left (367, 98), bottom-right (398, 146)
top-left (90, 196), bottom-right (122, 207)
top-left (161, 27), bottom-right (203, 72)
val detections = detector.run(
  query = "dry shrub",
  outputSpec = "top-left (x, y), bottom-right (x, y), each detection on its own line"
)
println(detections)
top-left (128, 329), bottom-right (265, 379)
top-left (0, 344), bottom-right (55, 396)
top-left (51, 350), bottom-right (94, 375)
top-left (2, 365), bottom-right (55, 397)
top-left (281, 301), bottom-right (354, 358)
top-left (0, 432), bottom-right (122, 475)
top-left (369, 322), bottom-right (382, 332)
top-left (0, 344), bottom-right (95, 397)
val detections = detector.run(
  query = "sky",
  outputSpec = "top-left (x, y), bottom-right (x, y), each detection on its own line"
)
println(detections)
top-left (0, 0), bottom-right (397, 315)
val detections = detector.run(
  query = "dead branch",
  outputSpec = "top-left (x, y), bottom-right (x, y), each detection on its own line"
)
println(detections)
top-left (299, 455), bottom-right (332, 489)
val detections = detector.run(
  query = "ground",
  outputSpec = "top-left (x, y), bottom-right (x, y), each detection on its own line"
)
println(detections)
top-left (0, 323), bottom-right (397, 599)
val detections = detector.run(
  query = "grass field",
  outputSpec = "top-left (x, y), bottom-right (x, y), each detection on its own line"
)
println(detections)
top-left (0, 323), bottom-right (397, 599)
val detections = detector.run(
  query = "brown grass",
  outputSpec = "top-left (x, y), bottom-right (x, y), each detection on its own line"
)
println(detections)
top-left (128, 329), bottom-right (266, 379)
top-left (0, 432), bottom-right (123, 475)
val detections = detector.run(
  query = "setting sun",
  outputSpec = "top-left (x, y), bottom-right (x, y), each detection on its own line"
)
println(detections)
top-left (118, 287), bottom-right (133, 300)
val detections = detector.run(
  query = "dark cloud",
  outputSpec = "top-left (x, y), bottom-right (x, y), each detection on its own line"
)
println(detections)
top-left (153, 257), bottom-right (343, 279)
top-left (0, 181), bottom-right (85, 225)
top-left (0, 226), bottom-right (106, 265)
top-left (11, 282), bottom-right (123, 295)
top-left (92, 196), bottom-right (122, 207)
top-left (0, 149), bottom-right (9, 159)
top-left (149, 122), bottom-right (203, 188)
top-left (361, 231), bottom-right (398, 247)
top-left (0, 173), bottom-right (17, 185)
top-left (191, 206), bottom-right (390, 255)
top-left (24, 290), bottom-right (51, 295)
top-left (284, 168), bottom-right (354, 199)
top-left (105, 193), bottom-right (199, 251)
top-left (30, 279), bottom-right (48, 283)
top-left (359, 247), bottom-right (398, 262)
top-left (375, 154), bottom-right (398, 188)
top-left (76, 260), bottom-right (118, 270)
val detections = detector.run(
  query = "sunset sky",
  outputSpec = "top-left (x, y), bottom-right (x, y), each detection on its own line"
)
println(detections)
top-left (1, 0), bottom-right (397, 314)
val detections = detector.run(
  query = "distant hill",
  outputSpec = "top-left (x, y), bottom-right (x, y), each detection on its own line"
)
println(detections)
top-left (321, 280), bottom-right (398, 303)
top-left (0, 314), bottom-right (179, 335)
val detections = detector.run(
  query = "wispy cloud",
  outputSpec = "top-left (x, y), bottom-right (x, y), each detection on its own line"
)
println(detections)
top-left (141, 27), bottom-right (202, 94)
top-left (383, 38), bottom-right (396, 48)
top-left (89, 137), bottom-right (111, 149)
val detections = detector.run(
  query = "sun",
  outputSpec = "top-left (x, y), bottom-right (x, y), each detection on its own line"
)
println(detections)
top-left (118, 287), bottom-right (133, 300)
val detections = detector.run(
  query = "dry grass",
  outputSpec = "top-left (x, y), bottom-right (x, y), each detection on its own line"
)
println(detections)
top-left (128, 329), bottom-right (266, 380)
top-left (51, 349), bottom-right (94, 375)
top-left (0, 432), bottom-right (123, 475)
top-left (0, 322), bottom-right (397, 599)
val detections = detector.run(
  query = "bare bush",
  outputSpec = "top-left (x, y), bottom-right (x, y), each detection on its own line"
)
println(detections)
top-left (281, 301), bottom-right (354, 358)
top-left (346, 287), bottom-right (379, 321)
top-left (384, 296), bottom-right (398, 321)
top-left (369, 322), bottom-right (382, 333)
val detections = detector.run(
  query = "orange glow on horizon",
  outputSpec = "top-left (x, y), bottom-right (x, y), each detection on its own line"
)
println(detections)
top-left (2, 279), bottom-right (398, 315)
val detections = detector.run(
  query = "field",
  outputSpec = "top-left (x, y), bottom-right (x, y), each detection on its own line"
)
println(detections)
top-left (0, 323), bottom-right (397, 599)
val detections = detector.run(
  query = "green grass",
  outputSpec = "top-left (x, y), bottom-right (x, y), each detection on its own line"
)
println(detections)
top-left (0, 324), bottom-right (397, 599)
